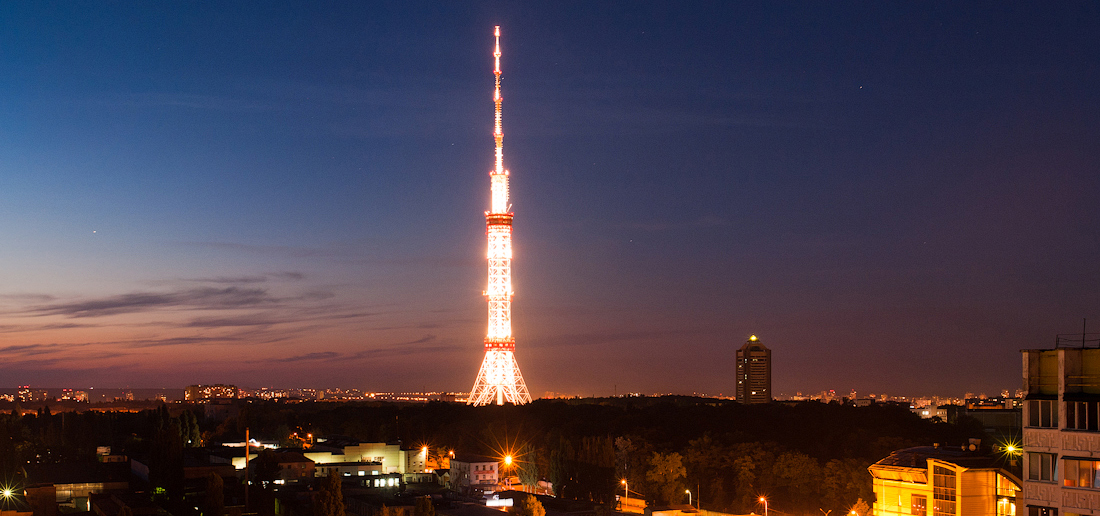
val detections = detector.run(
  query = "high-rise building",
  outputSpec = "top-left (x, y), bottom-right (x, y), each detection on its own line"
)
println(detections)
top-left (467, 26), bottom-right (532, 406)
top-left (185, 384), bottom-right (238, 401)
top-left (735, 335), bottom-right (771, 404)
top-left (1021, 332), bottom-right (1100, 516)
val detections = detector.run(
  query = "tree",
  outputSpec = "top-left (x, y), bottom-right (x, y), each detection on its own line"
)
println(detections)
top-left (413, 496), bottom-right (434, 516)
top-left (771, 451), bottom-right (822, 511)
top-left (821, 459), bottom-right (874, 512)
top-left (205, 473), bottom-right (224, 516)
top-left (516, 443), bottom-right (540, 488)
top-left (646, 452), bottom-right (686, 505)
top-left (315, 472), bottom-right (345, 516)
top-left (508, 495), bottom-right (545, 516)
top-left (179, 410), bottom-right (202, 447)
top-left (850, 498), bottom-right (871, 516)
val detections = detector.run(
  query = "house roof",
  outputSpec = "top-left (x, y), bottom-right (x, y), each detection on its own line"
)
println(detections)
top-left (451, 454), bottom-right (497, 465)
top-left (271, 450), bottom-right (314, 464)
top-left (872, 446), bottom-right (1013, 471)
top-left (26, 462), bottom-right (130, 485)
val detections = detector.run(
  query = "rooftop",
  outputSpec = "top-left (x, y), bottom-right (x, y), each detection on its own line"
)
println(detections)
top-left (873, 445), bottom-right (1015, 471)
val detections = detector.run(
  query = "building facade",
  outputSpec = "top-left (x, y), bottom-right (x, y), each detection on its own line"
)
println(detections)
top-left (1022, 341), bottom-right (1100, 516)
top-left (184, 384), bottom-right (238, 401)
top-left (869, 446), bottom-right (1020, 516)
top-left (736, 335), bottom-right (771, 404)
top-left (449, 455), bottom-right (499, 493)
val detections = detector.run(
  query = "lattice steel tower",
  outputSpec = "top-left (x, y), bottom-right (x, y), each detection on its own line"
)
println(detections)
top-left (468, 26), bottom-right (532, 406)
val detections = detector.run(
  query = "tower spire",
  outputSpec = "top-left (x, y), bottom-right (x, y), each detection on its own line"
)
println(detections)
top-left (493, 26), bottom-right (505, 179)
top-left (468, 26), bottom-right (532, 406)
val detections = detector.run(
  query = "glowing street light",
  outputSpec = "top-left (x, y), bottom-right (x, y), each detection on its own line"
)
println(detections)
top-left (503, 454), bottom-right (514, 489)
top-left (759, 497), bottom-right (768, 516)
top-left (685, 490), bottom-right (691, 507)
top-left (621, 479), bottom-right (629, 510)
top-left (2, 489), bottom-right (12, 498)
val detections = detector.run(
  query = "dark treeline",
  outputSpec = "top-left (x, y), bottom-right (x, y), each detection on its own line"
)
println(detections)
top-left (1, 397), bottom-right (986, 515)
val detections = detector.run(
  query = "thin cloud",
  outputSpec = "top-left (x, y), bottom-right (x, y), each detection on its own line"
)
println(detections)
top-left (0, 343), bottom-right (73, 357)
top-left (0, 293), bottom-right (57, 303)
top-left (348, 336), bottom-right (460, 360)
top-left (188, 275), bottom-right (270, 284)
top-left (120, 335), bottom-right (243, 349)
top-left (0, 322), bottom-right (97, 334)
top-left (264, 351), bottom-right (341, 363)
top-left (23, 287), bottom-right (278, 318)
top-left (185, 271), bottom-right (306, 284)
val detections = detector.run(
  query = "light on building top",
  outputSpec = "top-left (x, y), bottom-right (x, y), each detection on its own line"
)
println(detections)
top-left (750, 335), bottom-right (758, 341)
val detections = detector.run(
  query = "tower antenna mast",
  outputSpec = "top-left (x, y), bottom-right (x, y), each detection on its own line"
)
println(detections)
top-left (468, 26), bottom-right (532, 406)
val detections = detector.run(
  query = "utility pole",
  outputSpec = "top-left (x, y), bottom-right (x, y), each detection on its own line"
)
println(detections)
top-left (244, 427), bottom-right (250, 511)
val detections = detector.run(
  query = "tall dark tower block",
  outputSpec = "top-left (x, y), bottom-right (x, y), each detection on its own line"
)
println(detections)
top-left (736, 335), bottom-right (772, 403)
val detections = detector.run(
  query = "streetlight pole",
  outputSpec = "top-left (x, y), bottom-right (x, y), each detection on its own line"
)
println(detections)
top-left (685, 490), bottom-right (691, 507)
top-left (621, 479), bottom-right (628, 510)
top-left (759, 497), bottom-right (768, 516)
top-left (504, 455), bottom-right (513, 490)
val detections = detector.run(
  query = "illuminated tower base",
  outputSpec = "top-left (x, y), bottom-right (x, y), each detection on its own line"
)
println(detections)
top-left (469, 345), bottom-right (531, 406)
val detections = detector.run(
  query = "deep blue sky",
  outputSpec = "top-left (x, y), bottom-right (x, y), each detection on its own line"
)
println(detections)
top-left (0, 2), bottom-right (1097, 397)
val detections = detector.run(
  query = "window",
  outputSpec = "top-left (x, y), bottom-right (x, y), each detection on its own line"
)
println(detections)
top-left (911, 494), bottom-right (927, 515)
top-left (996, 473), bottom-right (1020, 516)
top-left (1028, 400), bottom-right (1059, 428)
top-left (1028, 453), bottom-right (1056, 482)
top-left (1067, 401), bottom-right (1100, 431)
top-left (1027, 507), bottom-right (1057, 516)
top-left (1063, 458), bottom-right (1100, 488)
top-left (933, 466), bottom-right (956, 516)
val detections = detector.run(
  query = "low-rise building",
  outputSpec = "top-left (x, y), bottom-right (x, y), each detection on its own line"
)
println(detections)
top-left (869, 445), bottom-right (1020, 516)
top-left (23, 462), bottom-right (130, 512)
top-left (450, 455), bottom-right (499, 493)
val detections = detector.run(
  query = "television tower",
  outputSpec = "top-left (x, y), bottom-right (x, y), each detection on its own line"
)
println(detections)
top-left (468, 26), bottom-right (532, 406)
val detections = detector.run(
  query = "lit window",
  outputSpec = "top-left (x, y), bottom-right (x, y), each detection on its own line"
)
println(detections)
top-left (1063, 458), bottom-right (1100, 488)
top-left (932, 466), bottom-right (956, 516)
top-left (911, 494), bottom-right (926, 515)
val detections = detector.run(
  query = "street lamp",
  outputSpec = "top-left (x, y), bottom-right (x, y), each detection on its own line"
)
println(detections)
top-left (621, 479), bottom-right (629, 508)
top-left (759, 497), bottom-right (768, 516)
top-left (503, 455), bottom-right (513, 490)
top-left (685, 490), bottom-right (691, 507)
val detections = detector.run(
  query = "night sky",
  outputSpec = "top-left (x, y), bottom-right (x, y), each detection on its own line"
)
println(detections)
top-left (1, 3), bottom-right (1097, 397)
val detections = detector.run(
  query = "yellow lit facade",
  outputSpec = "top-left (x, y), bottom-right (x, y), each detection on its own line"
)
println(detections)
top-left (870, 447), bottom-right (1020, 516)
